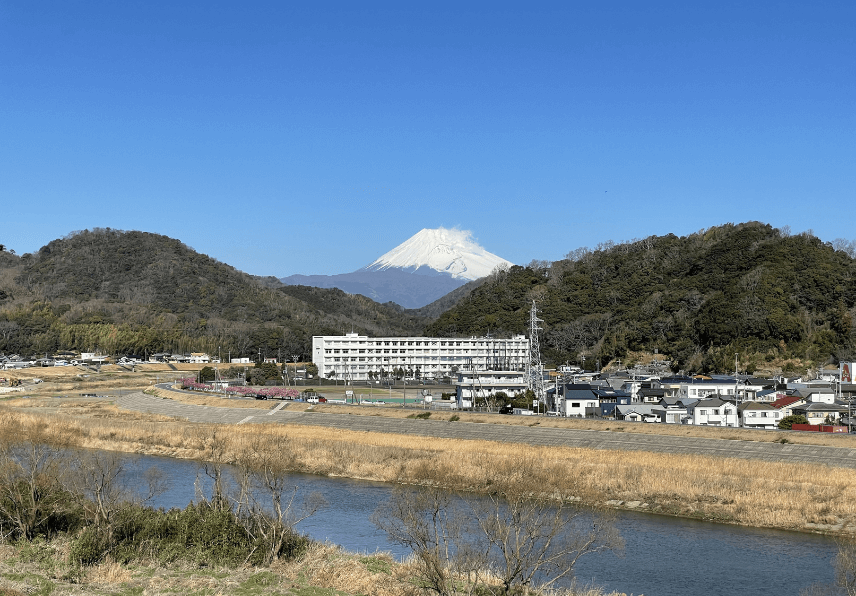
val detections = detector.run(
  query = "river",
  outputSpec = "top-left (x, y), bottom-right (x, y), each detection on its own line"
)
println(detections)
top-left (124, 453), bottom-right (836, 596)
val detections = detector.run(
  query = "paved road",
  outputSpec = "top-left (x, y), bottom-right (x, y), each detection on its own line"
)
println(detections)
top-left (116, 391), bottom-right (856, 469)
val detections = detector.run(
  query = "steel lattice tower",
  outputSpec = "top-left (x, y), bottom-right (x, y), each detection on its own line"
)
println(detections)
top-left (526, 301), bottom-right (546, 410)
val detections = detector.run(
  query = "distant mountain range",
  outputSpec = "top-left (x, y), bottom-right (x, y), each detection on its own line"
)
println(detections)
top-left (3, 222), bottom-right (847, 376)
top-left (279, 228), bottom-right (513, 308)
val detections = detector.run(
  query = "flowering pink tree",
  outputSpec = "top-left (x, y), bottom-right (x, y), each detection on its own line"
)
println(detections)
top-left (178, 377), bottom-right (300, 399)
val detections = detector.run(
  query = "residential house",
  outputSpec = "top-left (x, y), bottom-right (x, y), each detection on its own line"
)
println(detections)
top-left (593, 387), bottom-right (632, 417)
top-left (771, 395), bottom-right (807, 418)
top-left (738, 402), bottom-right (781, 429)
top-left (688, 397), bottom-right (738, 427)
top-left (614, 403), bottom-right (660, 422)
top-left (559, 384), bottom-right (601, 418)
top-left (658, 376), bottom-right (694, 399)
top-left (651, 397), bottom-right (697, 424)
top-left (792, 401), bottom-right (849, 425)
top-left (742, 378), bottom-right (778, 400)
top-left (679, 379), bottom-right (741, 401)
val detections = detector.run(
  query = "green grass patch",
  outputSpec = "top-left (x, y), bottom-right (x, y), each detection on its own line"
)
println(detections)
top-left (234, 570), bottom-right (279, 595)
top-left (0, 573), bottom-right (55, 596)
top-left (359, 555), bottom-right (392, 575)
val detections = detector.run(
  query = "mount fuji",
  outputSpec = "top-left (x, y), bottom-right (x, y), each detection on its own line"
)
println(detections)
top-left (279, 228), bottom-right (513, 309)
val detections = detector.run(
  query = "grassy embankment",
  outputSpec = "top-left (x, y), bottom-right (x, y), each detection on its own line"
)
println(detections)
top-left (0, 536), bottom-right (623, 596)
top-left (3, 386), bottom-right (856, 536)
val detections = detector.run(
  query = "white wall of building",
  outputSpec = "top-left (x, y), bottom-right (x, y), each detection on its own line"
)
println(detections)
top-left (312, 334), bottom-right (529, 382)
top-left (691, 402), bottom-right (738, 426)
top-left (564, 398), bottom-right (599, 418)
top-left (455, 370), bottom-right (527, 404)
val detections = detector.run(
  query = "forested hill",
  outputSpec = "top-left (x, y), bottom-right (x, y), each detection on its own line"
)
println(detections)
top-left (425, 222), bottom-right (856, 375)
top-left (0, 229), bottom-right (427, 359)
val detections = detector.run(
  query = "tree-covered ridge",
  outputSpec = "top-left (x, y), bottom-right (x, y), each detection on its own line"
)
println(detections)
top-left (0, 229), bottom-right (427, 359)
top-left (425, 222), bottom-right (856, 374)
top-left (18, 229), bottom-right (287, 318)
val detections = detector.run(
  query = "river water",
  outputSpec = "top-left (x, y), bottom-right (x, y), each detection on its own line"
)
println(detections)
top-left (124, 453), bottom-right (836, 596)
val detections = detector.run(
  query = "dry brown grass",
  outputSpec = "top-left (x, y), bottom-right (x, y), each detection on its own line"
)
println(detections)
top-left (0, 533), bottom-right (630, 595)
top-left (1, 399), bottom-right (855, 537)
top-left (275, 542), bottom-right (402, 595)
top-left (6, 365), bottom-right (856, 449)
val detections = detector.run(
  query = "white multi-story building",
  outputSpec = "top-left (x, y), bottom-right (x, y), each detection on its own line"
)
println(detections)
top-left (312, 333), bottom-right (529, 382)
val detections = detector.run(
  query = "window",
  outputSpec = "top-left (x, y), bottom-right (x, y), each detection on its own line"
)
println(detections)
top-left (572, 402), bottom-right (580, 408)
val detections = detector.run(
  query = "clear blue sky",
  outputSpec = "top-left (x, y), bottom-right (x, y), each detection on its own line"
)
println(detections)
top-left (2, 1), bottom-right (854, 276)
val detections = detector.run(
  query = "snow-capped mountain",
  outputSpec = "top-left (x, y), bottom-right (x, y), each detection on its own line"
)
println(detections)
top-left (364, 228), bottom-right (513, 281)
top-left (279, 228), bottom-right (513, 309)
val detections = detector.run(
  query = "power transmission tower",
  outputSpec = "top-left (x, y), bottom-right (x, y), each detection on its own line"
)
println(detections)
top-left (526, 300), bottom-right (547, 412)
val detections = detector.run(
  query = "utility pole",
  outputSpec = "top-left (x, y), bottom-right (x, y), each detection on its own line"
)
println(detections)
top-left (526, 301), bottom-right (546, 413)
top-left (292, 355), bottom-right (299, 386)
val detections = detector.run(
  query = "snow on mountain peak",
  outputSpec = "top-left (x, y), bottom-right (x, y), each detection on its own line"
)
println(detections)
top-left (366, 228), bottom-right (513, 281)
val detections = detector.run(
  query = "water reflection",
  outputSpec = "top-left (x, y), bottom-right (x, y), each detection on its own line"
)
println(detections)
top-left (124, 453), bottom-right (836, 596)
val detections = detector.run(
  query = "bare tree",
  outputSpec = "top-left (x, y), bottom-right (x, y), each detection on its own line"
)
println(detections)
top-left (0, 424), bottom-right (73, 541)
top-left (195, 429), bottom-right (232, 513)
top-left (235, 435), bottom-right (325, 565)
top-left (372, 486), bottom-right (487, 596)
top-left (72, 450), bottom-right (129, 530)
top-left (471, 476), bottom-right (622, 595)
top-left (374, 466), bottom-right (622, 596)
top-left (565, 247), bottom-right (592, 263)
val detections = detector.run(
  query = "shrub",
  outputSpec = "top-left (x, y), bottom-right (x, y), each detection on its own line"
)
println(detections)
top-left (108, 502), bottom-right (310, 567)
top-left (69, 526), bottom-right (110, 567)
top-left (778, 414), bottom-right (808, 430)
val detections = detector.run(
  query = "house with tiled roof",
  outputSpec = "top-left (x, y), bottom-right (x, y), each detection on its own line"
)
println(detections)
top-left (771, 395), bottom-right (807, 418)
top-left (792, 401), bottom-right (850, 425)
top-left (738, 402), bottom-right (781, 429)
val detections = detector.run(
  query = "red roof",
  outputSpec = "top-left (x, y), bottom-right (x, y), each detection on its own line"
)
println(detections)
top-left (771, 395), bottom-right (803, 409)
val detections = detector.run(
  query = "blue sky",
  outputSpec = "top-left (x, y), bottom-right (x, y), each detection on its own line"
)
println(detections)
top-left (2, 1), bottom-right (854, 276)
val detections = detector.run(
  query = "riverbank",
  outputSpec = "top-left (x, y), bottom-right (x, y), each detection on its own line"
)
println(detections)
top-left (2, 396), bottom-right (856, 536)
top-left (0, 534), bottom-right (624, 596)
